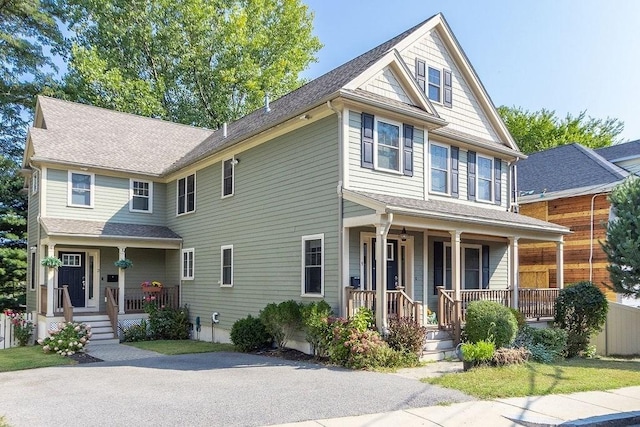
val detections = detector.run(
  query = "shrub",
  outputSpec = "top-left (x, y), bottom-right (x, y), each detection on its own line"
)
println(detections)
top-left (39, 322), bottom-right (91, 356)
top-left (146, 304), bottom-right (190, 340)
top-left (386, 316), bottom-right (427, 355)
top-left (512, 325), bottom-right (567, 363)
top-left (260, 300), bottom-right (303, 349)
top-left (460, 340), bottom-right (495, 363)
top-left (554, 281), bottom-right (608, 357)
top-left (301, 300), bottom-right (333, 357)
top-left (3, 309), bottom-right (34, 346)
top-left (121, 320), bottom-right (150, 342)
top-left (464, 300), bottom-right (517, 348)
top-left (230, 315), bottom-right (271, 352)
top-left (492, 347), bottom-right (530, 366)
top-left (509, 308), bottom-right (526, 330)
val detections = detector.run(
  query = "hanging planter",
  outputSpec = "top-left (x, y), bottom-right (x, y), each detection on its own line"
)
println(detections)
top-left (114, 258), bottom-right (133, 269)
top-left (41, 256), bottom-right (62, 269)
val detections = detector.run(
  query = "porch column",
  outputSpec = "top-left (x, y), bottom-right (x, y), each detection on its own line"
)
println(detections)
top-left (375, 215), bottom-right (391, 332)
top-left (46, 244), bottom-right (56, 317)
top-left (450, 230), bottom-right (461, 341)
top-left (509, 237), bottom-right (519, 309)
top-left (556, 239), bottom-right (564, 289)
top-left (118, 246), bottom-right (126, 314)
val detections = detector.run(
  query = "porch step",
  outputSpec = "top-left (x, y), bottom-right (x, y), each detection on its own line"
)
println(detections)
top-left (425, 329), bottom-right (451, 341)
top-left (72, 314), bottom-right (117, 342)
top-left (421, 327), bottom-right (457, 362)
top-left (423, 338), bottom-right (454, 351)
top-left (421, 348), bottom-right (458, 362)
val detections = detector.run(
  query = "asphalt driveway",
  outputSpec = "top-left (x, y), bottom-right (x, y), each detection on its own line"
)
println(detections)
top-left (0, 351), bottom-right (473, 426)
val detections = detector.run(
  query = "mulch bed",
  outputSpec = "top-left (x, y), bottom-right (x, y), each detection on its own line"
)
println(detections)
top-left (66, 352), bottom-right (103, 364)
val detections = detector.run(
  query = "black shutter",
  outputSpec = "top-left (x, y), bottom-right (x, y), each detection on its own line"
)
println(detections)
top-left (494, 158), bottom-right (502, 205)
top-left (467, 151), bottom-right (476, 201)
top-left (361, 113), bottom-right (374, 169)
top-left (433, 241), bottom-right (443, 295)
top-left (443, 69), bottom-right (452, 107)
top-left (482, 245), bottom-right (490, 289)
top-left (415, 59), bottom-right (426, 93)
top-left (451, 147), bottom-right (459, 198)
top-left (403, 124), bottom-right (414, 176)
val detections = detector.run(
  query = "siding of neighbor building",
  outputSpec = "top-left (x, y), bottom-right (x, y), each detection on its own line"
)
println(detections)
top-left (518, 194), bottom-right (614, 299)
top-left (45, 168), bottom-right (166, 225)
top-left (166, 116), bottom-right (340, 332)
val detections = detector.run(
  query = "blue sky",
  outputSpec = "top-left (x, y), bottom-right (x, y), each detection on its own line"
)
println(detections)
top-left (302, 0), bottom-right (640, 142)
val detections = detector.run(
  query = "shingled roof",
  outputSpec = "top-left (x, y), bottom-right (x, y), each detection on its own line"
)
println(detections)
top-left (596, 139), bottom-right (640, 162)
top-left (41, 217), bottom-right (181, 241)
top-left (517, 143), bottom-right (628, 197)
top-left (29, 97), bottom-right (214, 176)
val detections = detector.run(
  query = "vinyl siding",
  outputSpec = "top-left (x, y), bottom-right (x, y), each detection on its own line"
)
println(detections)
top-left (343, 200), bottom-right (375, 218)
top-left (166, 116), bottom-right (340, 331)
top-left (400, 29), bottom-right (501, 142)
top-left (362, 66), bottom-right (413, 104)
top-left (614, 158), bottom-right (640, 175)
top-left (347, 110), bottom-right (425, 199)
top-left (46, 169), bottom-right (166, 225)
top-left (26, 180), bottom-right (40, 312)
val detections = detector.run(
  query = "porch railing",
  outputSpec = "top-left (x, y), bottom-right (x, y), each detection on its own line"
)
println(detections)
top-left (105, 287), bottom-right (118, 336)
top-left (61, 286), bottom-right (73, 323)
top-left (518, 288), bottom-right (559, 319)
top-left (40, 286), bottom-right (68, 316)
top-left (123, 287), bottom-right (181, 312)
top-left (345, 287), bottom-right (423, 326)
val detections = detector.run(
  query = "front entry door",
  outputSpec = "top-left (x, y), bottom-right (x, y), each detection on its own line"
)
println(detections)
top-left (371, 239), bottom-right (399, 290)
top-left (58, 252), bottom-right (86, 307)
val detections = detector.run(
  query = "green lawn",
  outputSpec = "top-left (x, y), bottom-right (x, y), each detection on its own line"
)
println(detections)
top-left (0, 346), bottom-right (74, 372)
top-left (124, 340), bottom-right (236, 355)
top-left (424, 358), bottom-right (640, 399)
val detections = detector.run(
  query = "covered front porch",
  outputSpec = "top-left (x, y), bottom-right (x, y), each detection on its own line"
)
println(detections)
top-left (34, 218), bottom-right (182, 339)
top-left (341, 190), bottom-right (570, 342)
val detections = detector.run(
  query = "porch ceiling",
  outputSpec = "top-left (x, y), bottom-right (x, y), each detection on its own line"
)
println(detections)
top-left (344, 190), bottom-right (570, 240)
top-left (40, 217), bottom-right (182, 248)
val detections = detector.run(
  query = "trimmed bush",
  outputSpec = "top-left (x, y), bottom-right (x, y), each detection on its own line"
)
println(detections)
top-left (230, 315), bottom-right (271, 352)
top-left (260, 300), bottom-right (303, 349)
top-left (464, 300), bottom-right (518, 348)
top-left (386, 316), bottom-right (427, 355)
top-left (121, 320), bottom-right (150, 342)
top-left (554, 281), bottom-right (608, 357)
top-left (512, 325), bottom-right (567, 362)
top-left (509, 307), bottom-right (526, 330)
top-left (301, 300), bottom-right (333, 357)
top-left (146, 304), bottom-right (190, 340)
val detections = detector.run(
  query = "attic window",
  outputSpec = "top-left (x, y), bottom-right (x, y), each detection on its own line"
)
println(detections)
top-left (428, 67), bottom-right (441, 102)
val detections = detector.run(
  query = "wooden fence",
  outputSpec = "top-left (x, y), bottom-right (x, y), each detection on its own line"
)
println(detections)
top-left (593, 302), bottom-right (640, 356)
top-left (0, 312), bottom-right (35, 350)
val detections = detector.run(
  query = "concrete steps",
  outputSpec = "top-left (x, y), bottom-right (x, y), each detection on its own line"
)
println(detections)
top-left (73, 314), bottom-right (119, 345)
top-left (421, 328), bottom-right (458, 362)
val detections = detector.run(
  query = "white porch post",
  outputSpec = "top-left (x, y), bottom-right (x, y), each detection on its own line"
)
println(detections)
top-left (450, 230), bottom-right (461, 341)
top-left (46, 244), bottom-right (56, 317)
top-left (509, 237), bottom-right (519, 309)
top-left (374, 215), bottom-right (391, 332)
top-left (556, 239), bottom-right (564, 289)
top-left (118, 246), bottom-right (126, 314)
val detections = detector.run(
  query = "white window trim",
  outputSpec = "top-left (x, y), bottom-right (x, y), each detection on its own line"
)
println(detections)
top-left (181, 248), bottom-right (195, 280)
top-left (29, 248), bottom-right (37, 291)
top-left (176, 173), bottom-right (196, 216)
top-left (373, 117), bottom-right (403, 174)
top-left (129, 179), bottom-right (153, 213)
top-left (476, 154), bottom-right (494, 203)
top-left (429, 141), bottom-right (450, 195)
top-left (444, 243), bottom-right (482, 289)
top-left (220, 245), bottom-right (233, 287)
top-left (428, 66), bottom-right (442, 104)
top-left (67, 170), bottom-right (95, 208)
top-left (221, 158), bottom-right (235, 199)
top-left (31, 170), bottom-right (39, 195)
top-left (301, 233), bottom-right (324, 297)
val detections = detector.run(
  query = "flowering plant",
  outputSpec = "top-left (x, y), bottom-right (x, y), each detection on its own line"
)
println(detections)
top-left (38, 322), bottom-right (92, 356)
top-left (3, 309), bottom-right (34, 346)
top-left (141, 280), bottom-right (163, 289)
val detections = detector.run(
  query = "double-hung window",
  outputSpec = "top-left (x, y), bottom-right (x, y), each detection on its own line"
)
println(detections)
top-left (428, 67), bottom-right (441, 102)
top-left (177, 174), bottom-right (195, 215)
top-left (181, 248), bottom-right (194, 280)
top-left (222, 159), bottom-right (234, 197)
top-left (376, 120), bottom-right (401, 172)
top-left (302, 234), bottom-right (324, 296)
top-left (430, 143), bottom-right (449, 194)
top-left (68, 171), bottom-right (94, 207)
top-left (361, 113), bottom-right (414, 176)
top-left (477, 155), bottom-right (493, 202)
top-left (31, 170), bottom-right (39, 195)
top-left (221, 245), bottom-right (233, 287)
top-left (130, 179), bottom-right (152, 212)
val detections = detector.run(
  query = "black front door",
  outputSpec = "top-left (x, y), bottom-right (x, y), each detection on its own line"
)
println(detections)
top-left (372, 239), bottom-right (399, 291)
top-left (58, 252), bottom-right (86, 307)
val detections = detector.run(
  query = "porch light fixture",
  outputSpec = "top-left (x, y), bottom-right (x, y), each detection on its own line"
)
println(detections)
top-left (400, 227), bottom-right (408, 242)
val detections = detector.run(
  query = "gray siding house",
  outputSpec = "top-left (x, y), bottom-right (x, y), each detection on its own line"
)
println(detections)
top-left (23, 13), bottom-right (568, 348)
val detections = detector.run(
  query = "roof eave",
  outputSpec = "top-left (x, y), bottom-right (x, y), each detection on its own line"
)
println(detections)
top-left (430, 128), bottom-right (526, 160)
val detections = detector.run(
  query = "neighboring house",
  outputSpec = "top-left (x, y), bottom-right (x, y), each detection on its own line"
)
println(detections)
top-left (596, 139), bottom-right (640, 175)
top-left (517, 143), bottom-right (629, 300)
top-left (23, 13), bottom-right (569, 348)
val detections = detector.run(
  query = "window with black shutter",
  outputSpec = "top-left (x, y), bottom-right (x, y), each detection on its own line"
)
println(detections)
top-left (443, 69), bottom-right (452, 107)
top-left (467, 151), bottom-right (476, 201)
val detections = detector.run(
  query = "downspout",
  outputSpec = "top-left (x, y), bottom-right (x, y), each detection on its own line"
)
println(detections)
top-left (589, 192), bottom-right (607, 282)
top-left (327, 101), bottom-right (345, 316)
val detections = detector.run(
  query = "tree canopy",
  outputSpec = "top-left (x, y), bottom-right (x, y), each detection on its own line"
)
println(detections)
top-left (59, 0), bottom-right (322, 128)
top-left (602, 177), bottom-right (640, 299)
top-left (498, 106), bottom-right (624, 155)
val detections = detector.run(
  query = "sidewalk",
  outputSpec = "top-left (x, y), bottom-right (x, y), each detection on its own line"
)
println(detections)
top-left (272, 387), bottom-right (640, 427)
